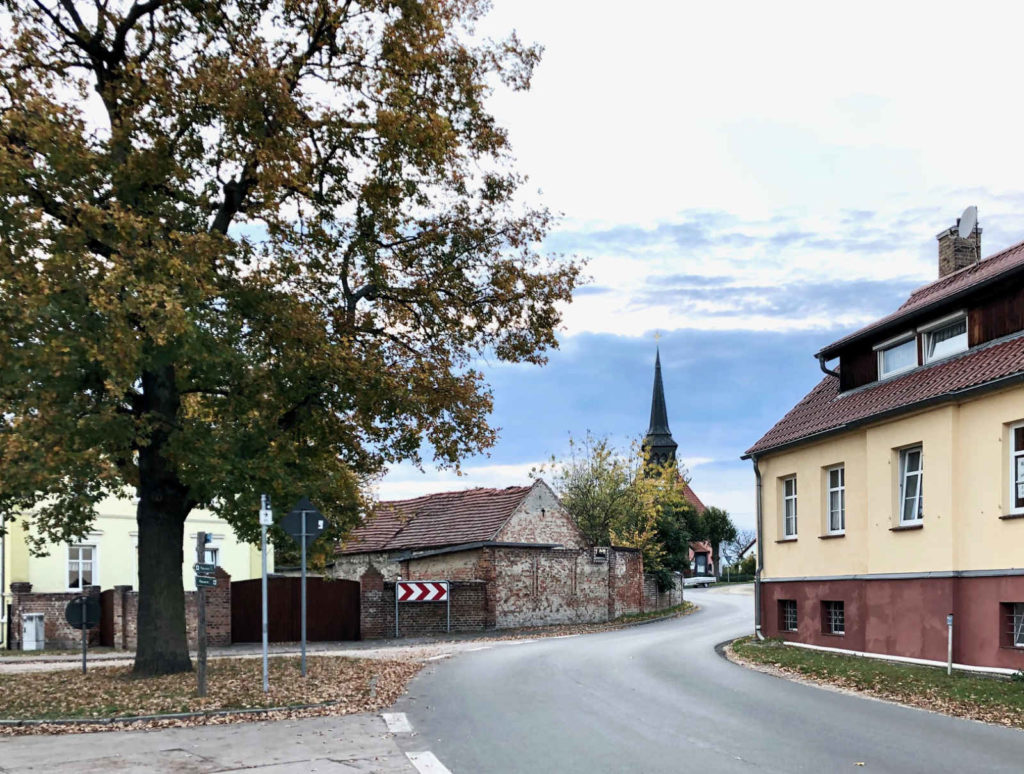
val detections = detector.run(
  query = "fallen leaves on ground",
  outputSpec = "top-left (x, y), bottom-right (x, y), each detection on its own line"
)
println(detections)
top-left (0, 656), bottom-right (420, 735)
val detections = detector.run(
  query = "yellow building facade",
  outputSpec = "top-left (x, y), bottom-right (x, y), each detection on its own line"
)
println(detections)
top-left (747, 216), bottom-right (1024, 671)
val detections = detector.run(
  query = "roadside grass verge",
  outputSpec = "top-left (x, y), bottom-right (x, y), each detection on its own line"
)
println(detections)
top-left (613, 601), bottom-right (694, 625)
top-left (731, 636), bottom-right (1024, 728)
top-left (0, 655), bottom-right (419, 733)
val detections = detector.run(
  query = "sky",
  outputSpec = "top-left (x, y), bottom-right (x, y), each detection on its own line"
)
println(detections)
top-left (374, 0), bottom-right (1024, 530)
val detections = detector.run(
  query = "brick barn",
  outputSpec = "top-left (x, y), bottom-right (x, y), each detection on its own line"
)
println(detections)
top-left (335, 479), bottom-right (646, 636)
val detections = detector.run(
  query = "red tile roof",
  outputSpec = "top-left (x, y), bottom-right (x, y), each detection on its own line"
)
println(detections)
top-left (340, 485), bottom-right (534, 554)
top-left (746, 332), bottom-right (1024, 456)
top-left (680, 481), bottom-right (706, 513)
top-left (818, 239), bottom-right (1024, 358)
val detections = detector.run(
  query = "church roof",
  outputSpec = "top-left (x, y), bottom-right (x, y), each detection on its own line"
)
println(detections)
top-left (646, 349), bottom-right (673, 439)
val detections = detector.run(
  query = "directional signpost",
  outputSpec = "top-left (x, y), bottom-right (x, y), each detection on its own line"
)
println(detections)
top-left (282, 497), bottom-right (329, 677)
top-left (194, 532), bottom-right (215, 697)
top-left (395, 580), bottom-right (451, 637)
top-left (259, 494), bottom-right (273, 693)
top-left (64, 595), bottom-right (100, 674)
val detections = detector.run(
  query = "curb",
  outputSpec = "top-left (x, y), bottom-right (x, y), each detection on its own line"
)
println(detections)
top-left (0, 699), bottom-right (347, 728)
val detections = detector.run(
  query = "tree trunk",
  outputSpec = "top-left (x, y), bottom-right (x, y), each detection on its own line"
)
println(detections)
top-left (132, 365), bottom-right (194, 676)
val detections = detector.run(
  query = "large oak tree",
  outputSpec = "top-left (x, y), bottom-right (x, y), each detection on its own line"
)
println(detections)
top-left (0, 0), bottom-right (579, 674)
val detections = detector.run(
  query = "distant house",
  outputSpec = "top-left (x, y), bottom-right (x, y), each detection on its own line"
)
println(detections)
top-left (334, 479), bottom-right (644, 631)
top-left (745, 211), bottom-right (1024, 672)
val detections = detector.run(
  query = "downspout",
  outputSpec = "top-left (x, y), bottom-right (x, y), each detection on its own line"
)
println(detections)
top-left (0, 531), bottom-right (6, 649)
top-left (817, 354), bottom-right (839, 378)
top-left (753, 456), bottom-right (765, 641)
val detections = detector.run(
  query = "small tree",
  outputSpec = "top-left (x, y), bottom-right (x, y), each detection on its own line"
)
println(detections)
top-left (721, 528), bottom-right (756, 568)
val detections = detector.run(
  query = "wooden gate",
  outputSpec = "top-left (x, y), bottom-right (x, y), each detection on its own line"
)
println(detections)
top-left (99, 588), bottom-right (115, 647)
top-left (231, 577), bottom-right (360, 643)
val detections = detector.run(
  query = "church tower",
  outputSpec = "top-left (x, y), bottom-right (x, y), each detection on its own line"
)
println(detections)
top-left (643, 349), bottom-right (678, 467)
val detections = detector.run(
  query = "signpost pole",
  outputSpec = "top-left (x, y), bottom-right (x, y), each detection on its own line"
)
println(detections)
top-left (446, 583), bottom-right (451, 633)
top-left (395, 578), bottom-right (400, 638)
top-left (196, 531), bottom-right (208, 697)
top-left (300, 510), bottom-right (307, 678)
top-left (80, 596), bottom-right (87, 674)
top-left (260, 494), bottom-right (270, 693)
top-left (947, 613), bottom-right (954, 676)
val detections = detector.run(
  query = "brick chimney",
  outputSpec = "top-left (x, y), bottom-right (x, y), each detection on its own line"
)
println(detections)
top-left (936, 214), bottom-right (981, 278)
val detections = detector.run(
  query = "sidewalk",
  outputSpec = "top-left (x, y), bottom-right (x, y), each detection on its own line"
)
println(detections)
top-left (0, 712), bottom-right (415, 773)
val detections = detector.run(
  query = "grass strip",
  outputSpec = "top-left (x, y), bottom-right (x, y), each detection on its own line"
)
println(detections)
top-left (731, 636), bottom-right (1024, 728)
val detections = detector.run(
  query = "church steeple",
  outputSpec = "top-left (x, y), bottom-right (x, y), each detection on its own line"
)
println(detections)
top-left (644, 348), bottom-right (678, 467)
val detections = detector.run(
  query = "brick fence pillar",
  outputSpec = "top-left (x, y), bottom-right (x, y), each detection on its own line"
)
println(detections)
top-left (8, 582), bottom-right (31, 650)
top-left (206, 568), bottom-right (232, 646)
top-left (360, 565), bottom-right (385, 639)
top-left (113, 585), bottom-right (132, 650)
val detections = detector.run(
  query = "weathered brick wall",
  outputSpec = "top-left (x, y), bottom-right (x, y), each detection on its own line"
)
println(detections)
top-left (359, 572), bottom-right (487, 638)
top-left (493, 547), bottom-right (611, 628)
top-left (400, 549), bottom-right (485, 581)
top-left (495, 483), bottom-right (586, 548)
top-left (332, 551), bottom-right (401, 582)
top-left (8, 583), bottom-right (101, 650)
top-left (8, 569), bottom-right (231, 651)
top-left (610, 550), bottom-right (643, 618)
top-left (643, 573), bottom-right (684, 612)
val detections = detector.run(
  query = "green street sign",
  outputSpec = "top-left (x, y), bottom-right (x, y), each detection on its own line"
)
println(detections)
top-left (194, 563), bottom-right (216, 575)
top-left (195, 575), bottom-right (217, 588)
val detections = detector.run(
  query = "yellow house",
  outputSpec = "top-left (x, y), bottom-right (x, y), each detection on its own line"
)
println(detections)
top-left (745, 212), bottom-right (1024, 672)
top-left (2, 496), bottom-right (269, 648)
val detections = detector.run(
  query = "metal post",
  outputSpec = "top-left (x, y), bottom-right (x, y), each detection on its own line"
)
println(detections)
top-left (446, 582), bottom-right (451, 633)
top-left (947, 613), bottom-right (954, 676)
top-left (395, 577), bottom-right (400, 638)
top-left (261, 521), bottom-right (269, 692)
top-left (300, 510), bottom-right (307, 678)
top-left (196, 531), bottom-right (208, 697)
top-left (80, 596), bottom-right (87, 674)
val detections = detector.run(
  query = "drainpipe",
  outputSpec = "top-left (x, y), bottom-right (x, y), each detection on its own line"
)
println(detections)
top-left (0, 532), bottom-right (6, 649)
top-left (753, 456), bottom-right (765, 641)
top-left (817, 354), bottom-right (839, 379)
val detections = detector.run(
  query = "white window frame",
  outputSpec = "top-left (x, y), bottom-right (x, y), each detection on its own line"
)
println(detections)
top-left (1012, 603), bottom-right (1024, 648)
top-left (919, 311), bottom-right (968, 364)
top-left (874, 331), bottom-right (917, 379)
top-left (824, 600), bottom-right (845, 635)
top-left (898, 446), bottom-right (924, 525)
top-left (1010, 421), bottom-right (1024, 516)
top-left (826, 465), bottom-right (845, 534)
top-left (781, 599), bottom-right (798, 632)
top-left (67, 543), bottom-right (97, 591)
top-left (782, 476), bottom-right (798, 538)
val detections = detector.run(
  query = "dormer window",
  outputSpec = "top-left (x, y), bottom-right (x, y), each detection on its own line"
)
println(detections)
top-left (921, 313), bottom-right (968, 363)
top-left (876, 334), bottom-right (917, 379)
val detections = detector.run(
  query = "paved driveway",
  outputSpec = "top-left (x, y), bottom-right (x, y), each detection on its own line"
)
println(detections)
top-left (392, 585), bottom-right (1024, 773)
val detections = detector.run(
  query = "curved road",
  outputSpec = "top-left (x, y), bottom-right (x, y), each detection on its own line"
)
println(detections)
top-left (394, 586), bottom-right (1024, 773)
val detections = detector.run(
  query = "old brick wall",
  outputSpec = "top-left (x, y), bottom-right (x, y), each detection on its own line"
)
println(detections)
top-left (9, 569), bottom-right (231, 651)
top-left (494, 482), bottom-right (586, 549)
top-left (8, 583), bottom-right (101, 650)
top-left (359, 572), bottom-right (487, 638)
top-left (643, 573), bottom-right (684, 612)
top-left (610, 550), bottom-right (643, 618)
top-left (332, 551), bottom-right (401, 582)
top-left (400, 549), bottom-right (486, 581)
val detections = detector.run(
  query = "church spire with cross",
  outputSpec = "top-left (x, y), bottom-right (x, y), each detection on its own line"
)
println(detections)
top-left (644, 347), bottom-right (678, 467)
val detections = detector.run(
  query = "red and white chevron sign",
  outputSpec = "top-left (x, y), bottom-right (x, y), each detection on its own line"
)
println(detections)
top-left (397, 580), bottom-right (449, 602)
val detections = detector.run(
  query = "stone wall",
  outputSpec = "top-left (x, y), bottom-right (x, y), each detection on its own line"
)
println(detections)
top-left (494, 482), bottom-right (586, 548)
top-left (332, 551), bottom-right (401, 582)
top-left (609, 549), bottom-right (644, 619)
top-left (7, 568), bottom-right (231, 651)
top-left (7, 582), bottom-right (101, 650)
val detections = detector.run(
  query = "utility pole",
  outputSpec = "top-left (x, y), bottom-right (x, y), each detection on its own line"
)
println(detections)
top-left (260, 495), bottom-right (272, 692)
top-left (196, 531), bottom-right (208, 697)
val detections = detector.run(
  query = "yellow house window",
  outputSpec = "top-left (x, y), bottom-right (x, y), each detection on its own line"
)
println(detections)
top-left (1011, 422), bottom-right (1024, 516)
top-left (826, 465), bottom-right (845, 534)
top-left (68, 544), bottom-right (95, 590)
top-left (782, 476), bottom-right (798, 538)
top-left (898, 446), bottom-right (923, 524)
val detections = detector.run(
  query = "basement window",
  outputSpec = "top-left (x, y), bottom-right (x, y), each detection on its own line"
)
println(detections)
top-left (779, 599), bottom-right (798, 632)
top-left (1001, 603), bottom-right (1024, 648)
top-left (921, 313), bottom-right (968, 363)
top-left (876, 334), bottom-right (917, 379)
top-left (823, 601), bottom-right (845, 635)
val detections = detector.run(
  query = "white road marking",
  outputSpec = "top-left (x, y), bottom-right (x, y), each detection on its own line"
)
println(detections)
top-left (381, 712), bottom-right (413, 733)
top-left (406, 751), bottom-right (453, 774)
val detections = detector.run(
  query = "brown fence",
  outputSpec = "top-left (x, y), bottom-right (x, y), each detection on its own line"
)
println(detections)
top-left (231, 577), bottom-right (360, 643)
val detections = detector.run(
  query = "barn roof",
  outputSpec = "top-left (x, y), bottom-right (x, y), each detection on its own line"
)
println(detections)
top-left (340, 484), bottom-right (535, 554)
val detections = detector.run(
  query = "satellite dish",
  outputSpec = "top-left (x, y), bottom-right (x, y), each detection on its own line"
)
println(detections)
top-left (958, 205), bottom-right (977, 238)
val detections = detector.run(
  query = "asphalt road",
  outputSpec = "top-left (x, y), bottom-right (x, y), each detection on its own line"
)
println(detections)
top-left (393, 586), bottom-right (1024, 773)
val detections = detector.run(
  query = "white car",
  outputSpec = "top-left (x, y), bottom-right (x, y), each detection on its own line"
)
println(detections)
top-left (684, 575), bottom-right (716, 588)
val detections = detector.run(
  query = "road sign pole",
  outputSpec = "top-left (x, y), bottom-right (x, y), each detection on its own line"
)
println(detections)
top-left (301, 510), bottom-right (307, 678)
top-left (261, 522), bottom-right (269, 691)
top-left (446, 582), bottom-right (451, 633)
top-left (196, 531), bottom-right (208, 697)
top-left (80, 596), bottom-right (87, 674)
top-left (947, 613), bottom-right (954, 676)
